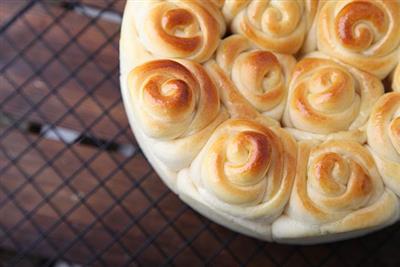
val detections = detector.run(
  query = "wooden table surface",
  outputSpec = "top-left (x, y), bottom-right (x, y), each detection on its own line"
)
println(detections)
top-left (0, 1), bottom-right (399, 267)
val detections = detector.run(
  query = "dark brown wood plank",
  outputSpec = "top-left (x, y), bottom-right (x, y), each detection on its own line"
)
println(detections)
top-left (0, 127), bottom-right (191, 266)
top-left (77, 0), bottom-right (126, 14)
top-left (0, 0), bottom-right (28, 26)
top-left (0, 1), bottom-right (133, 144)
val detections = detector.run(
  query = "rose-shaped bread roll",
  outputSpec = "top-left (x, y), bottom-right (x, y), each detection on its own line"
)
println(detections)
top-left (127, 59), bottom-right (228, 189)
top-left (273, 140), bottom-right (399, 243)
top-left (230, 0), bottom-right (319, 54)
top-left (178, 118), bottom-right (296, 240)
top-left (205, 58), bottom-right (280, 128)
top-left (367, 92), bottom-right (400, 197)
top-left (317, 0), bottom-right (400, 79)
top-left (215, 35), bottom-right (296, 121)
top-left (127, 0), bottom-right (225, 63)
top-left (283, 53), bottom-right (384, 142)
top-left (392, 64), bottom-right (400, 92)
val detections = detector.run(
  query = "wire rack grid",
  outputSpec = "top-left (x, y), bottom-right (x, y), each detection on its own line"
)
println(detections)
top-left (0, 1), bottom-right (399, 266)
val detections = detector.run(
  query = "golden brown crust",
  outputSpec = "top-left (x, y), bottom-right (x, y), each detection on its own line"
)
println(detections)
top-left (283, 53), bottom-right (384, 142)
top-left (334, 1), bottom-right (386, 51)
top-left (317, 0), bottom-right (400, 79)
top-left (128, 59), bottom-right (228, 171)
top-left (129, 59), bottom-right (220, 139)
top-left (284, 140), bottom-right (398, 232)
top-left (189, 118), bottom-right (297, 219)
top-left (230, 0), bottom-right (319, 54)
top-left (132, 0), bottom-right (225, 62)
top-left (215, 35), bottom-right (296, 121)
top-left (367, 92), bottom-right (400, 196)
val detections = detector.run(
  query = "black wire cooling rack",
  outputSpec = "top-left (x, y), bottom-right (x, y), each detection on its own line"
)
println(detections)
top-left (0, 1), bottom-right (399, 266)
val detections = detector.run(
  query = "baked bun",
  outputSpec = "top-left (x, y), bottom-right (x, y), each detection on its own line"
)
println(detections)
top-left (283, 53), bottom-right (384, 142)
top-left (126, 0), bottom-right (225, 63)
top-left (178, 118), bottom-right (297, 240)
top-left (367, 92), bottom-right (400, 197)
top-left (273, 140), bottom-right (399, 244)
top-left (317, 0), bottom-right (400, 79)
top-left (229, 0), bottom-right (319, 54)
top-left (215, 35), bottom-right (296, 121)
top-left (204, 59), bottom-right (280, 128)
top-left (126, 59), bottom-right (228, 188)
top-left (392, 64), bottom-right (400, 92)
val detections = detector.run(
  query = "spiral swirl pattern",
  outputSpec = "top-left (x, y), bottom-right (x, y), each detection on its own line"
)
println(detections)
top-left (128, 59), bottom-right (228, 170)
top-left (190, 119), bottom-right (296, 219)
top-left (367, 92), bottom-right (400, 196)
top-left (317, 0), bottom-right (400, 78)
top-left (230, 0), bottom-right (318, 54)
top-left (283, 54), bottom-right (383, 142)
top-left (216, 35), bottom-right (296, 120)
top-left (135, 0), bottom-right (225, 62)
top-left (283, 140), bottom-right (398, 233)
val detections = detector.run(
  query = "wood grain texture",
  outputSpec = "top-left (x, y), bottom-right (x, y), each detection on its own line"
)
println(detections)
top-left (78, 0), bottom-right (126, 14)
top-left (0, 0), bottom-right (133, 144)
top-left (0, 127), bottom-right (175, 266)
